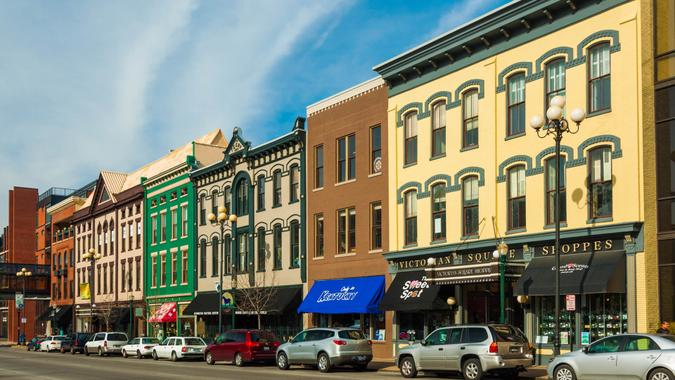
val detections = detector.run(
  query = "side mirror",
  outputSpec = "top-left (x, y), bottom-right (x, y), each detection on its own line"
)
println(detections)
top-left (582, 346), bottom-right (589, 354)
top-left (421, 340), bottom-right (428, 346)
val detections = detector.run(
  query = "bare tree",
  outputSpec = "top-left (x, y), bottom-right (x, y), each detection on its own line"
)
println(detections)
top-left (96, 294), bottom-right (116, 332)
top-left (236, 271), bottom-right (277, 330)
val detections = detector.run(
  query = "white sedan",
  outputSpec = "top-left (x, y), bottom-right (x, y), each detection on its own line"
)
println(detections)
top-left (152, 336), bottom-right (206, 361)
top-left (121, 337), bottom-right (160, 358)
top-left (39, 335), bottom-right (68, 352)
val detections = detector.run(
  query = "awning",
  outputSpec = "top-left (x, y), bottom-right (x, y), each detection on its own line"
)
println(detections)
top-left (38, 306), bottom-right (72, 324)
top-left (379, 271), bottom-right (449, 311)
top-left (515, 251), bottom-right (626, 296)
top-left (148, 302), bottom-right (177, 323)
top-left (298, 276), bottom-right (385, 314)
top-left (183, 286), bottom-right (302, 316)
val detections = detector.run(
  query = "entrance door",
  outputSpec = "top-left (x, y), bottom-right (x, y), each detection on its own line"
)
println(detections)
top-left (466, 290), bottom-right (500, 323)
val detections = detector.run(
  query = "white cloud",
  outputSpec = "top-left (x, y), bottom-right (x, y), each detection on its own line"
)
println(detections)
top-left (431, 0), bottom-right (505, 38)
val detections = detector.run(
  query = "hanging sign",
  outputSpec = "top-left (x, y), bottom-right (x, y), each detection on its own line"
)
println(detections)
top-left (15, 292), bottom-right (24, 310)
top-left (565, 294), bottom-right (576, 311)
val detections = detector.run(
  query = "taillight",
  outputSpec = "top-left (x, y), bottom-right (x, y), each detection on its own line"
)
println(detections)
top-left (181, 347), bottom-right (187, 353)
top-left (143, 346), bottom-right (151, 349)
top-left (51, 342), bottom-right (56, 345)
top-left (367, 340), bottom-right (372, 345)
top-left (489, 341), bottom-right (498, 353)
top-left (332, 339), bottom-right (347, 346)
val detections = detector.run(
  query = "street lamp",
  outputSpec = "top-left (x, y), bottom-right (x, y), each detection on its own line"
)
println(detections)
top-left (82, 248), bottom-right (102, 333)
top-left (530, 95), bottom-right (585, 357)
top-left (492, 242), bottom-right (509, 324)
top-left (208, 206), bottom-right (237, 335)
top-left (16, 267), bottom-right (32, 344)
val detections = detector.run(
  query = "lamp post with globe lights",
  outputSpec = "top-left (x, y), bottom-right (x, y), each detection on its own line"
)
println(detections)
top-left (82, 248), bottom-right (102, 333)
top-left (208, 206), bottom-right (237, 335)
top-left (529, 95), bottom-right (586, 357)
top-left (15, 267), bottom-right (31, 344)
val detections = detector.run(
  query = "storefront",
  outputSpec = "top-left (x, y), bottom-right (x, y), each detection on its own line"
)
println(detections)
top-left (39, 306), bottom-right (73, 335)
top-left (299, 276), bottom-right (386, 342)
top-left (148, 302), bottom-right (178, 340)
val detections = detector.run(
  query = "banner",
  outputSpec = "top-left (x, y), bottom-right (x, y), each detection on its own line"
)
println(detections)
top-left (80, 283), bottom-right (91, 300)
top-left (15, 292), bottom-right (24, 309)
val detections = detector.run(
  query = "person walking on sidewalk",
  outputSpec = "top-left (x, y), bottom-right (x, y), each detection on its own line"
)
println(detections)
top-left (657, 321), bottom-right (671, 334)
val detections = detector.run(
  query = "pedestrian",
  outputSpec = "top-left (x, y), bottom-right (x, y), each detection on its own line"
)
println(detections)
top-left (657, 321), bottom-right (671, 334)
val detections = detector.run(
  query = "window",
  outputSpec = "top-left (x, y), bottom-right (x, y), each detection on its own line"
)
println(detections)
top-left (314, 214), bottom-right (324, 258)
top-left (315, 145), bottom-right (324, 188)
top-left (223, 186), bottom-right (231, 214)
top-left (462, 177), bottom-right (479, 236)
top-left (136, 259), bottom-right (140, 290)
top-left (257, 228), bottom-right (266, 271)
top-left (589, 147), bottom-right (613, 218)
top-left (371, 202), bottom-right (382, 250)
top-left (545, 58), bottom-right (566, 110)
top-left (211, 190), bottom-right (218, 215)
top-left (151, 215), bottom-right (157, 245)
top-left (171, 251), bottom-right (177, 285)
top-left (337, 134), bottom-right (357, 182)
top-left (371, 126), bottom-right (382, 174)
top-left (171, 209), bottom-right (177, 239)
top-left (337, 207), bottom-right (356, 254)
top-left (257, 175), bottom-right (265, 211)
top-left (545, 156), bottom-right (567, 225)
top-left (160, 212), bottom-right (166, 242)
top-left (121, 262), bottom-right (126, 292)
top-left (181, 249), bottom-right (188, 284)
top-left (405, 191), bottom-right (417, 245)
top-left (199, 239), bottom-right (206, 278)
top-left (431, 184), bottom-right (446, 241)
top-left (290, 221), bottom-right (300, 268)
top-left (588, 336), bottom-right (624, 354)
top-left (462, 90), bottom-right (479, 148)
top-left (404, 113), bottom-right (418, 165)
top-left (508, 166), bottom-right (526, 230)
top-left (273, 171), bottom-right (282, 207)
top-left (431, 102), bottom-right (446, 157)
top-left (151, 256), bottom-right (157, 287)
top-left (181, 204), bottom-right (188, 237)
top-left (624, 336), bottom-right (659, 351)
top-left (128, 259), bottom-right (133, 291)
top-left (238, 233), bottom-right (248, 273)
top-left (290, 165), bottom-right (300, 203)
top-left (507, 74), bottom-right (526, 136)
top-left (102, 265), bottom-right (107, 293)
top-left (224, 235), bottom-right (231, 275)
top-left (128, 223), bottom-right (133, 251)
top-left (425, 328), bottom-right (451, 345)
top-left (211, 237), bottom-right (219, 277)
top-left (273, 224), bottom-right (282, 270)
top-left (121, 224), bottom-right (126, 252)
top-left (236, 179), bottom-right (249, 215)
top-left (199, 194), bottom-right (206, 226)
top-left (588, 43), bottom-right (611, 113)
top-left (160, 253), bottom-right (166, 286)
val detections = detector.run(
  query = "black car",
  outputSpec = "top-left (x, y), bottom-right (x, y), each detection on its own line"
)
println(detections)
top-left (26, 336), bottom-right (45, 351)
top-left (60, 333), bottom-right (91, 354)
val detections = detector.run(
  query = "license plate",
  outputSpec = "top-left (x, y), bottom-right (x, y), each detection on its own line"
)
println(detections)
top-left (263, 346), bottom-right (270, 351)
top-left (510, 347), bottom-right (521, 353)
top-left (356, 355), bottom-right (366, 361)
top-left (191, 348), bottom-right (200, 352)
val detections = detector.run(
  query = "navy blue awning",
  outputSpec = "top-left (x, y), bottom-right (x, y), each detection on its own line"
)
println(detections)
top-left (298, 276), bottom-right (385, 314)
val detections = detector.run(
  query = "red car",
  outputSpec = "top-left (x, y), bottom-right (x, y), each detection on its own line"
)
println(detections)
top-left (205, 329), bottom-right (280, 366)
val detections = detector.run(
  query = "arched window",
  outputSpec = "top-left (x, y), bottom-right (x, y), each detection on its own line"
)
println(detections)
top-left (462, 90), bottom-right (479, 148)
top-left (257, 175), bottom-right (265, 211)
top-left (238, 232), bottom-right (248, 273)
top-left (236, 179), bottom-right (249, 216)
top-left (507, 73), bottom-right (526, 136)
top-left (257, 228), bottom-right (266, 272)
top-left (431, 102), bottom-right (446, 157)
top-left (199, 194), bottom-right (206, 226)
top-left (508, 166), bottom-right (526, 230)
top-left (290, 165), bottom-right (300, 203)
top-left (273, 171), bottom-right (282, 207)
top-left (545, 155), bottom-right (567, 225)
top-left (211, 236), bottom-right (219, 278)
top-left (588, 43), bottom-right (611, 113)
top-left (211, 189), bottom-right (219, 215)
top-left (545, 58), bottom-right (566, 110)
top-left (462, 176), bottom-right (479, 236)
top-left (224, 234), bottom-right (231, 275)
top-left (431, 183), bottom-right (446, 241)
top-left (273, 224), bottom-right (282, 270)
top-left (223, 186), bottom-right (231, 214)
top-left (404, 190), bottom-right (417, 245)
top-left (589, 147), bottom-right (612, 218)
top-left (404, 112), bottom-right (418, 165)
top-left (290, 221), bottom-right (300, 268)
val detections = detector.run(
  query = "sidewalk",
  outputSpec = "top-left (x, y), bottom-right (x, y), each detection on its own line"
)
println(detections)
top-left (371, 361), bottom-right (548, 379)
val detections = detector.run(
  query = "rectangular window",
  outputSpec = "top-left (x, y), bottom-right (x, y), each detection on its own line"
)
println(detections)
top-left (337, 207), bottom-right (356, 254)
top-left (507, 74), bottom-right (526, 136)
top-left (257, 229), bottom-right (266, 271)
top-left (348, 134), bottom-right (356, 180)
top-left (211, 238), bottom-right (219, 277)
top-left (239, 233), bottom-right (248, 273)
top-left (181, 250), bottom-right (188, 284)
top-left (211, 190), bottom-right (218, 215)
top-left (337, 134), bottom-right (357, 182)
top-left (545, 156), bottom-right (567, 225)
top-left (199, 195), bottom-right (206, 226)
top-left (405, 191), bottom-right (417, 245)
top-left (273, 171), bottom-right (282, 207)
top-left (160, 212), bottom-right (166, 242)
top-left (181, 205), bottom-right (188, 237)
top-left (199, 241), bottom-right (206, 278)
top-left (151, 256), bottom-right (157, 287)
top-left (224, 235), bottom-right (231, 275)
top-left (508, 166), bottom-right (527, 230)
top-left (545, 58), bottom-right (566, 109)
top-left (128, 259), bottom-right (133, 291)
top-left (590, 147), bottom-right (613, 218)
top-left (121, 225), bottom-right (126, 252)
top-left (431, 184), bottom-right (446, 241)
top-left (463, 177), bottom-right (479, 236)
top-left (588, 43), bottom-right (611, 113)
top-left (160, 253), bottom-right (166, 286)
top-left (257, 175), bottom-right (265, 210)
top-left (404, 113), bottom-right (418, 165)
top-left (314, 214), bottom-right (324, 257)
top-left (136, 259), bottom-right (140, 291)
top-left (290, 165), bottom-right (300, 203)
top-left (151, 215), bottom-right (157, 245)
top-left (462, 90), bottom-right (479, 148)
top-left (236, 180), bottom-right (249, 216)
top-left (273, 225), bottom-right (282, 270)
top-left (121, 262), bottom-right (126, 292)
top-left (290, 222), bottom-right (300, 268)
top-left (371, 126), bottom-right (382, 174)
top-left (431, 102), bottom-right (446, 157)
top-left (224, 187), bottom-right (231, 215)
top-left (171, 209), bottom-right (177, 240)
top-left (171, 251), bottom-right (177, 285)
top-left (103, 265), bottom-right (107, 294)
top-left (371, 202), bottom-right (382, 250)
top-left (315, 145), bottom-right (324, 188)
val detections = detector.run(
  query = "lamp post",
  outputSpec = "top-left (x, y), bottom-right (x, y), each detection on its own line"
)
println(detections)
top-left (492, 242), bottom-right (509, 324)
top-left (16, 267), bottom-right (32, 344)
top-left (208, 206), bottom-right (237, 336)
top-left (82, 248), bottom-right (102, 333)
top-left (530, 96), bottom-right (586, 357)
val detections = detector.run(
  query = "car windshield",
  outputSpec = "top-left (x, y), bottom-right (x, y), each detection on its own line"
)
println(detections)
top-left (491, 325), bottom-right (527, 343)
top-left (338, 330), bottom-right (366, 340)
top-left (251, 331), bottom-right (276, 343)
top-left (142, 338), bottom-right (159, 344)
top-left (107, 333), bottom-right (128, 341)
top-left (184, 338), bottom-right (205, 346)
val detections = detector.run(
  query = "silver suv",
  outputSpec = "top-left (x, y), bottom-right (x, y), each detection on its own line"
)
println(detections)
top-left (396, 324), bottom-right (533, 380)
top-left (276, 328), bottom-right (373, 373)
top-left (84, 332), bottom-right (129, 356)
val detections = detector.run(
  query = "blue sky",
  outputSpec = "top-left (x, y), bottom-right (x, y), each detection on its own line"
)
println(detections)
top-left (0, 0), bottom-right (509, 225)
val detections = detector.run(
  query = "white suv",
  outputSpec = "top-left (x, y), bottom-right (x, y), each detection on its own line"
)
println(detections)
top-left (84, 332), bottom-right (129, 356)
top-left (39, 335), bottom-right (67, 352)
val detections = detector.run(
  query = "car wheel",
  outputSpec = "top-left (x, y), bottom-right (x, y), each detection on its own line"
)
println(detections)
top-left (650, 368), bottom-right (675, 380)
top-left (277, 352), bottom-right (289, 370)
top-left (234, 352), bottom-right (244, 367)
top-left (171, 351), bottom-right (178, 362)
top-left (399, 356), bottom-right (417, 378)
top-left (98, 347), bottom-right (104, 357)
top-left (71, 347), bottom-right (76, 355)
top-left (85, 347), bottom-right (90, 356)
top-left (122, 349), bottom-right (127, 358)
top-left (152, 350), bottom-right (158, 360)
top-left (317, 352), bottom-right (332, 373)
top-left (205, 352), bottom-right (215, 365)
top-left (462, 358), bottom-right (483, 380)
top-left (553, 364), bottom-right (576, 380)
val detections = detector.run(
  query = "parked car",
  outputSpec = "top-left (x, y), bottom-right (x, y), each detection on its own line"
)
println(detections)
top-left (26, 335), bottom-right (46, 351)
top-left (60, 333), bottom-right (91, 354)
top-left (276, 328), bottom-right (373, 373)
top-left (152, 336), bottom-right (206, 361)
top-left (548, 333), bottom-right (675, 380)
top-left (396, 324), bottom-right (533, 380)
top-left (84, 332), bottom-right (129, 356)
top-left (39, 335), bottom-right (68, 352)
top-left (205, 329), bottom-right (280, 366)
top-left (121, 337), bottom-right (160, 359)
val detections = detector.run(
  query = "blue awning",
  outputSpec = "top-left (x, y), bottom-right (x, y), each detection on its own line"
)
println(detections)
top-left (298, 276), bottom-right (385, 314)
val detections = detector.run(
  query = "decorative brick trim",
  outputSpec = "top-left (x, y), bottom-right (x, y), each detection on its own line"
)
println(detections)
top-left (397, 181), bottom-right (422, 204)
top-left (496, 62), bottom-right (533, 93)
top-left (496, 155), bottom-right (534, 182)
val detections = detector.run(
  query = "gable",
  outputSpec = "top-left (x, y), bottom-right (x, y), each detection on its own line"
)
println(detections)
top-left (98, 187), bottom-right (111, 204)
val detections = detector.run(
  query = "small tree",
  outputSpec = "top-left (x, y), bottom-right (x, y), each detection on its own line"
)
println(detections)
top-left (96, 294), bottom-right (116, 332)
top-left (236, 271), bottom-right (277, 330)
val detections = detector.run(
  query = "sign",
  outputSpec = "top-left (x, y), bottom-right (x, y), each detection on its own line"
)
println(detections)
top-left (134, 307), bottom-right (144, 317)
top-left (560, 332), bottom-right (569, 345)
top-left (400, 276), bottom-right (429, 300)
top-left (15, 292), bottom-right (24, 310)
top-left (79, 283), bottom-right (91, 300)
top-left (2, 317), bottom-right (6, 322)
top-left (535, 335), bottom-right (549, 344)
top-left (21, 317), bottom-right (26, 324)
top-left (222, 291), bottom-right (235, 308)
top-left (581, 332), bottom-right (591, 345)
top-left (429, 262), bottom-right (524, 285)
top-left (566, 295), bottom-right (576, 311)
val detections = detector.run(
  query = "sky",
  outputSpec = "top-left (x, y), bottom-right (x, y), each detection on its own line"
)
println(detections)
top-left (0, 0), bottom-right (510, 226)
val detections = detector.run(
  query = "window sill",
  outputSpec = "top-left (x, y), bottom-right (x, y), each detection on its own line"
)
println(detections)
top-left (460, 145), bottom-right (479, 152)
top-left (369, 249), bottom-right (383, 254)
top-left (402, 162), bottom-right (417, 169)
top-left (256, 269), bottom-right (266, 273)
top-left (461, 234), bottom-right (480, 241)
top-left (505, 228), bottom-right (527, 235)
top-left (312, 256), bottom-right (325, 260)
top-left (587, 108), bottom-right (611, 118)
top-left (587, 217), bottom-right (613, 224)
top-left (505, 132), bottom-right (526, 141)
top-left (430, 153), bottom-right (446, 161)
top-left (543, 222), bottom-right (568, 230)
top-left (403, 243), bottom-right (418, 249)
top-left (312, 187), bottom-right (324, 192)
top-left (335, 179), bottom-right (356, 187)
top-left (272, 204), bottom-right (282, 209)
top-left (257, 208), bottom-right (265, 212)
top-left (288, 266), bottom-right (300, 270)
top-left (335, 252), bottom-right (357, 258)
top-left (430, 239), bottom-right (447, 245)
top-left (288, 200), bottom-right (299, 205)
top-left (368, 172), bottom-right (383, 178)
top-left (273, 267), bottom-right (283, 271)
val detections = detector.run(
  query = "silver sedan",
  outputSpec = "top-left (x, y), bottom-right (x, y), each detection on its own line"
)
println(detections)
top-left (548, 334), bottom-right (675, 380)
